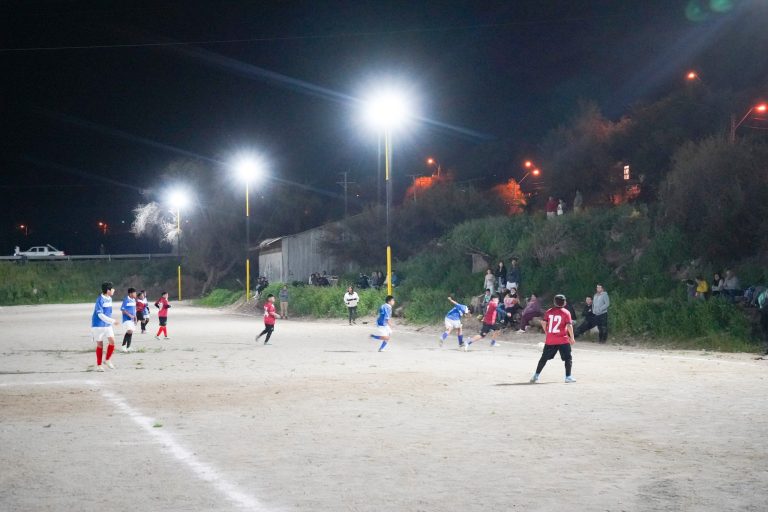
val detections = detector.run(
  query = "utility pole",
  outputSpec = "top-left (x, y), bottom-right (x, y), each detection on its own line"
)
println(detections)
top-left (336, 170), bottom-right (356, 217)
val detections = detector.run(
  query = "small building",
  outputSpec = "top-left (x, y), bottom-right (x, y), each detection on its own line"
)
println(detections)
top-left (256, 224), bottom-right (351, 284)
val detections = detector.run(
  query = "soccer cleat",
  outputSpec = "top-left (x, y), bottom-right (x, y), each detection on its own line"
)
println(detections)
top-left (462, 343), bottom-right (468, 352)
top-left (155, 336), bottom-right (160, 340)
top-left (529, 374), bottom-right (539, 383)
top-left (490, 340), bottom-right (498, 347)
top-left (104, 360), bottom-right (115, 369)
top-left (516, 329), bottom-right (526, 334)
top-left (164, 337), bottom-right (170, 340)
top-left (95, 365), bottom-right (105, 372)
top-left (565, 376), bottom-right (577, 383)
top-left (120, 346), bottom-right (128, 353)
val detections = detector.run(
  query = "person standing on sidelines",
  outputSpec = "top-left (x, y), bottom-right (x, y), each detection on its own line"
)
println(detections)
top-left (530, 294), bottom-right (576, 383)
top-left (279, 285), bottom-right (289, 319)
top-left (466, 293), bottom-right (501, 351)
top-left (344, 286), bottom-right (360, 325)
top-left (154, 291), bottom-right (171, 340)
top-left (256, 293), bottom-right (281, 344)
top-left (120, 287), bottom-right (137, 352)
top-left (91, 281), bottom-right (119, 372)
top-left (592, 284), bottom-right (610, 343)
top-left (136, 290), bottom-right (150, 334)
top-left (369, 295), bottom-right (395, 352)
top-left (440, 296), bottom-right (470, 348)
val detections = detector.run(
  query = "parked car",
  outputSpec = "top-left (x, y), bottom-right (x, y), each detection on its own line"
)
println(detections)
top-left (13, 245), bottom-right (65, 258)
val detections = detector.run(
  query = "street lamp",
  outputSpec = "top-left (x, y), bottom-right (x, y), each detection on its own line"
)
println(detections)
top-left (18, 224), bottom-right (29, 236)
top-left (686, 71), bottom-right (700, 82)
top-left (234, 153), bottom-right (265, 302)
top-left (363, 88), bottom-right (414, 296)
top-left (168, 190), bottom-right (189, 301)
top-left (426, 157), bottom-right (441, 177)
top-left (519, 168), bottom-right (541, 185)
top-left (730, 102), bottom-right (768, 143)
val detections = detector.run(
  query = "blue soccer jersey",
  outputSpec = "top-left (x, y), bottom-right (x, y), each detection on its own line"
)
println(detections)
top-left (121, 296), bottom-right (136, 322)
top-left (376, 303), bottom-right (392, 327)
top-left (445, 304), bottom-right (468, 321)
top-left (91, 294), bottom-right (113, 327)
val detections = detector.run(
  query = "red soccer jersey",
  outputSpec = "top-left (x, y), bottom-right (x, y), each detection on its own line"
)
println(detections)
top-left (544, 307), bottom-right (572, 345)
top-left (482, 300), bottom-right (498, 325)
top-left (263, 302), bottom-right (277, 325)
top-left (155, 297), bottom-right (170, 318)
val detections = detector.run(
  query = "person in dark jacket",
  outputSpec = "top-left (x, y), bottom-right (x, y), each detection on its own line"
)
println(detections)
top-left (494, 261), bottom-right (506, 292)
top-left (574, 296), bottom-right (596, 339)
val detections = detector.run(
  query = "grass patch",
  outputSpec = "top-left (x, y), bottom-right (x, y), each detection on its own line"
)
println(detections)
top-left (197, 288), bottom-right (242, 307)
top-left (152, 422), bottom-right (163, 428)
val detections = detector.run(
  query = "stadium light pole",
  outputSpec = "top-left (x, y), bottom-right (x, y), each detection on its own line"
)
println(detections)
top-left (426, 157), bottom-right (441, 177)
top-left (364, 89), bottom-right (413, 296)
top-left (234, 154), bottom-right (265, 302)
top-left (168, 190), bottom-right (189, 301)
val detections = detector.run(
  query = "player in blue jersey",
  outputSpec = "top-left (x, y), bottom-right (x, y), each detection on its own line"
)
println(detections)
top-left (440, 296), bottom-right (470, 348)
top-left (120, 287), bottom-right (138, 352)
top-left (369, 295), bottom-right (395, 352)
top-left (91, 281), bottom-right (119, 371)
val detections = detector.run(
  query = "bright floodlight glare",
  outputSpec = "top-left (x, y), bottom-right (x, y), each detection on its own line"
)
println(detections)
top-left (532, 168), bottom-right (541, 176)
top-left (687, 71), bottom-right (697, 80)
top-left (234, 153), bottom-right (265, 182)
top-left (427, 157), bottom-right (435, 165)
top-left (524, 160), bottom-right (533, 168)
top-left (168, 190), bottom-right (189, 209)
top-left (364, 89), bottom-right (412, 130)
top-left (756, 104), bottom-right (767, 112)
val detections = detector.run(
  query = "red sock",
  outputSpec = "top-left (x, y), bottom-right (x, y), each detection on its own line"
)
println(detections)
top-left (162, 327), bottom-right (168, 337)
top-left (156, 327), bottom-right (162, 336)
top-left (96, 346), bottom-right (103, 365)
top-left (106, 344), bottom-right (114, 360)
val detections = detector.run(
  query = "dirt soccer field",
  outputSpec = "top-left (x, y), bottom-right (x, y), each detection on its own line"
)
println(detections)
top-left (1, 303), bottom-right (766, 512)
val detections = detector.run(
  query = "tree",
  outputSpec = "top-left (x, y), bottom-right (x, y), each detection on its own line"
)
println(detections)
top-left (659, 136), bottom-right (768, 262)
top-left (131, 160), bottom-right (242, 295)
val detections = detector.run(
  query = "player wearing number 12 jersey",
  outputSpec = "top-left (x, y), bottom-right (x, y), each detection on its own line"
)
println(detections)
top-left (530, 294), bottom-right (576, 383)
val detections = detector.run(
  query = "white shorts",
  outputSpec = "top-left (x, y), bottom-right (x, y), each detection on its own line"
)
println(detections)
top-left (444, 318), bottom-right (463, 330)
top-left (122, 320), bottom-right (136, 332)
top-left (376, 325), bottom-right (392, 338)
top-left (506, 282), bottom-right (518, 291)
top-left (91, 326), bottom-right (115, 342)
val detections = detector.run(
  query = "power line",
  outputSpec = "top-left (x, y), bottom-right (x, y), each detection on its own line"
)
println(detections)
top-left (0, 13), bottom-right (630, 53)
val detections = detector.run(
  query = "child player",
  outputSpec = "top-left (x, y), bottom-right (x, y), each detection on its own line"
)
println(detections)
top-left (369, 295), bottom-right (395, 352)
top-left (466, 293), bottom-right (501, 351)
top-left (136, 290), bottom-right (149, 334)
top-left (91, 281), bottom-right (119, 371)
top-left (154, 291), bottom-right (171, 339)
top-left (256, 293), bottom-right (281, 344)
top-left (120, 287), bottom-right (137, 352)
top-left (530, 294), bottom-right (576, 383)
top-left (440, 296), bottom-right (470, 348)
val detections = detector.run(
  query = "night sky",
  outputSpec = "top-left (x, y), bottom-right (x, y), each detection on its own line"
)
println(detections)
top-left (2, 0), bottom-right (765, 254)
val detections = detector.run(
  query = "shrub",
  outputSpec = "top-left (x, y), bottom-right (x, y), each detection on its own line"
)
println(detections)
top-left (197, 288), bottom-right (242, 307)
top-left (256, 284), bottom-right (386, 318)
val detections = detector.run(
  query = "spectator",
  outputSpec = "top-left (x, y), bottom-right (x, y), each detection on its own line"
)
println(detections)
top-left (546, 196), bottom-right (558, 219)
top-left (723, 269), bottom-right (741, 302)
top-left (480, 288), bottom-right (492, 313)
top-left (503, 289), bottom-right (522, 328)
top-left (695, 275), bottom-right (709, 300)
top-left (573, 190), bottom-right (583, 213)
top-left (557, 199), bottom-right (565, 216)
top-left (592, 284), bottom-right (610, 343)
top-left (506, 258), bottom-right (522, 292)
top-left (685, 279), bottom-right (696, 302)
top-left (494, 261), bottom-right (507, 292)
top-left (483, 268), bottom-right (496, 293)
top-left (14, 246), bottom-right (20, 256)
top-left (711, 272), bottom-right (724, 297)
top-left (344, 286), bottom-right (360, 325)
top-left (758, 288), bottom-right (768, 357)
top-left (357, 273), bottom-right (370, 289)
top-left (279, 285), bottom-right (289, 319)
top-left (516, 293), bottom-right (542, 333)
top-left (256, 276), bottom-right (269, 295)
top-left (574, 296), bottom-right (596, 339)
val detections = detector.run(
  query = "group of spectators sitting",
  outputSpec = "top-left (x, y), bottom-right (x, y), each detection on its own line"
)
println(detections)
top-left (686, 269), bottom-right (743, 302)
top-left (309, 272), bottom-right (333, 287)
top-left (357, 271), bottom-right (398, 290)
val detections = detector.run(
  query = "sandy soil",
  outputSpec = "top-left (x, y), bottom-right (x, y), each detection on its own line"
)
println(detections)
top-left (1, 303), bottom-right (766, 512)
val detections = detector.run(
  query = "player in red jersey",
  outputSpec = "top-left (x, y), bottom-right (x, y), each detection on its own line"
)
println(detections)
top-left (256, 293), bottom-right (281, 344)
top-left (154, 291), bottom-right (171, 339)
top-left (530, 294), bottom-right (576, 383)
top-left (466, 293), bottom-right (501, 351)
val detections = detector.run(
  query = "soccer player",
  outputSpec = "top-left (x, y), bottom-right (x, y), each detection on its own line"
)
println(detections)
top-left (256, 293), bottom-right (281, 344)
top-left (466, 293), bottom-right (501, 351)
top-left (91, 281), bottom-right (119, 372)
top-left (154, 291), bottom-right (171, 339)
top-left (369, 295), bottom-right (395, 352)
top-left (440, 296), bottom-right (469, 348)
top-left (136, 290), bottom-right (149, 334)
top-left (120, 287), bottom-right (137, 352)
top-left (530, 294), bottom-right (576, 383)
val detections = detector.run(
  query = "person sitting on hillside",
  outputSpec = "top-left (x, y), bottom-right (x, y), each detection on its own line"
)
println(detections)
top-left (503, 289), bottom-right (522, 328)
top-left (574, 296), bottom-right (596, 338)
top-left (711, 271), bottom-right (724, 297)
top-left (516, 294), bottom-right (542, 333)
top-left (546, 196), bottom-right (558, 219)
top-left (695, 275), bottom-right (709, 300)
top-left (256, 276), bottom-right (269, 295)
top-left (723, 269), bottom-right (741, 302)
top-left (357, 273), bottom-right (370, 289)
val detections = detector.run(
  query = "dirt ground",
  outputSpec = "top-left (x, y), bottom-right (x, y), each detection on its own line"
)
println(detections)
top-left (1, 303), bottom-right (766, 512)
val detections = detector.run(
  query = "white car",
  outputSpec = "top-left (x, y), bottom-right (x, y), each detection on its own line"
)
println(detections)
top-left (14, 245), bottom-right (66, 258)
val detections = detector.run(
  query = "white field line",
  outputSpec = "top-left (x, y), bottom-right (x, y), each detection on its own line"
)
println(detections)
top-left (0, 379), bottom-right (271, 512)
